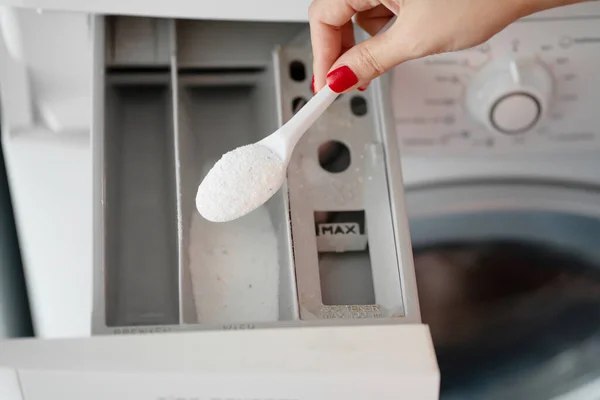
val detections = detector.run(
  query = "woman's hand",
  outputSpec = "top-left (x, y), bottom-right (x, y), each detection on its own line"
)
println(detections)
top-left (309, 0), bottom-right (589, 94)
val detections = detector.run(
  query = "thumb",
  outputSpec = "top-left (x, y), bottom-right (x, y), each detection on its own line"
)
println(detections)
top-left (325, 22), bottom-right (416, 93)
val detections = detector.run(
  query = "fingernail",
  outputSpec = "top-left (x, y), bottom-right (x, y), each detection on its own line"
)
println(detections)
top-left (326, 66), bottom-right (359, 93)
top-left (358, 86), bottom-right (367, 92)
top-left (311, 76), bottom-right (315, 94)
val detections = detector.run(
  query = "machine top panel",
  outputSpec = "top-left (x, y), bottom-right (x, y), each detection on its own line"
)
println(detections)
top-left (2, 0), bottom-right (600, 22)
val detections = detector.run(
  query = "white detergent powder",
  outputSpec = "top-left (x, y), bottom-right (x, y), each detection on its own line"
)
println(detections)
top-left (188, 161), bottom-right (280, 324)
top-left (195, 144), bottom-right (286, 223)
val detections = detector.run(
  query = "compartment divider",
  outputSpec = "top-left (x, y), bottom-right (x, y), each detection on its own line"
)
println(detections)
top-left (91, 15), bottom-right (107, 334)
top-left (168, 18), bottom-right (187, 326)
top-left (173, 19), bottom-right (198, 325)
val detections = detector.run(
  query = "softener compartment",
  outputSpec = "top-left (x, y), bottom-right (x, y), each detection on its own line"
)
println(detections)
top-left (91, 15), bottom-right (418, 335)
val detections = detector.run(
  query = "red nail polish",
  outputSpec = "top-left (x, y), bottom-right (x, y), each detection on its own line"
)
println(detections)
top-left (311, 76), bottom-right (315, 94)
top-left (358, 82), bottom-right (370, 92)
top-left (327, 66), bottom-right (359, 93)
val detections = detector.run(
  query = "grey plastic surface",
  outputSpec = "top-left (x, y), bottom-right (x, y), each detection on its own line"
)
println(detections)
top-left (104, 79), bottom-right (179, 327)
top-left (105, 17), bottom-right (172, 66)
top-left (319, 252), bottom-right (375, 306)
top-left (176, 20), bottom-right (307, 68)
top-left (279, 42), bottom-right (417, 321)
top-left (93, 17), bottom-right (307, 333)
top-left (176, 77), bottom-right (297, 324)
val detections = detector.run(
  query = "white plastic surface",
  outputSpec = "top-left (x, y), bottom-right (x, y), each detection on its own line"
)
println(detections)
top-left (0, 325), bottom-right (440, 400)
top-left (0, 6), bottom-right (23, 59)
top-left (261, 85), bottom-right (338, 162)
top-left (0, 6), bottom-right (33, 130)
top-left (466, 58), bottom-right (552, 135)
top-left (38, 95), bottom-right (90, 133)
top-left (1, 129), bottom-right (93, 338)
top-left (0, 368), bottom-right (22, 400)
top-left (393, 14), bottom-right (600, 154)
top-left (491, 93), bottom-right (541, 133)
top-left (0, 8), bottom-right (91, 134)
top-left (0, 8), bottom-right (92, 338)
top-left (0, 0), bottom-right (312, 22)
top-left (1, 0), bottom-right (600, 22)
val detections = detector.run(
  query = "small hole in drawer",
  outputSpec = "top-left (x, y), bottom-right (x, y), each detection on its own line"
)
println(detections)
top-left (318, 141), bottom-right (350, 173)
top-left (350, 95), bottom-right (368, 116)
top-left (292, 96), bottom-right (307, 113)
top-left (289, 60), bottom-right (307, 82)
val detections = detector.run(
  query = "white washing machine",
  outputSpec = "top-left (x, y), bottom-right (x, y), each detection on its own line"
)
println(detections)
top-left (0, 1), bottom-right (600, 399)
top-left (392, 5), bottom-right (600, 397)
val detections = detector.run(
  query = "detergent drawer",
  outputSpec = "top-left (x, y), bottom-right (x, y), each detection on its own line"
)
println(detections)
top-left (0, 324), bottom-right (439, 400)
top-left (91, 15), bottom-right (419, 335)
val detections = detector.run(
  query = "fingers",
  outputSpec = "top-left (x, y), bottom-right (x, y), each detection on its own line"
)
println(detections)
top-left (340, 20), bottom-right (356, 54)
top-left (308, 0), bottom-right (380, 92)
top-left (353, 5), bottom-right (396, 91)
top-left (310, 0), bottom-right (540, 94)
top-left (355, 4), bottom-right (395, 36)
top-left (326, 19), bottom-right (418, 93)
top-left (312, 21), bottom-right (355, 94)
top-left (310, 0), bottom-right (408, 94)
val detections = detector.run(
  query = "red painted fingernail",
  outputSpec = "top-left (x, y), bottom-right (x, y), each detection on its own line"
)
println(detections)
top-left (326, 66), bottom-right (359, 93)
top-left (311, 76), bottom-right (315, 94)
top-left (358, 82), bottom-right (370, 92)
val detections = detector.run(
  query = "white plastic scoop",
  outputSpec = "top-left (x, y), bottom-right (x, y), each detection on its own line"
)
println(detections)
top-left (197, 17), bottom-right (398, 223)
top-left (196, 85), bottom-right (339, 222)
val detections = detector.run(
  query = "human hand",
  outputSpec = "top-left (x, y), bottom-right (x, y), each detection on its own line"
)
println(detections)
top-left (309, 0), bottom-right (589, 94)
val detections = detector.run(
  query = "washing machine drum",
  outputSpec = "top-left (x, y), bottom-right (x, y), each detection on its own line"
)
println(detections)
top-left (409, 208), bottom-right (600, 400)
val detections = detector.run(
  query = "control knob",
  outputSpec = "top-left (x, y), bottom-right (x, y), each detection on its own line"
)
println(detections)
top-left (466, 58), bottom-right (553, 135)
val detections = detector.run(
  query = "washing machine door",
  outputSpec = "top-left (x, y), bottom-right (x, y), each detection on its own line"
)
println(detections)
top-left (407, 181), bottom-right (600, 400)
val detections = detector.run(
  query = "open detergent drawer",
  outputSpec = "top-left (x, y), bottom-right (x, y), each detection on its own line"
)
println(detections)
top-left (0, 12), bottom-right (438, 400)
top-left (91, 15), bottom-right (421, 334)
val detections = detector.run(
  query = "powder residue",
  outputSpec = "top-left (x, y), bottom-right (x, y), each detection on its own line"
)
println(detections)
top-left (188, 204), bottom-right (280, 324)
top-left (195, 144), bottom-right (286, 223)
top-left (188, 160), bottom-right (280, 324)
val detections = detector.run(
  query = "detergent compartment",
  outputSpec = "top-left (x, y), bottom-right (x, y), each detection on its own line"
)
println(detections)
top-left (91, 15), bottom-right (418, 335)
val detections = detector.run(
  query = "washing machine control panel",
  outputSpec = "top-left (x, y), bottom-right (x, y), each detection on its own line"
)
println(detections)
top-left (392, 17), bottom-right (600, 154)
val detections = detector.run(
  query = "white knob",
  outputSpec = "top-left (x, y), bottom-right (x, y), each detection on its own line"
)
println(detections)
top-left (491, 92), bottom-right (540, 133)
top-left (466, 58), bottom-right (553, 135)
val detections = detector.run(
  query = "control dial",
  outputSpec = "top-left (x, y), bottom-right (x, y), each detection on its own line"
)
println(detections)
top-left (466, 58), bottom-right (553, 135)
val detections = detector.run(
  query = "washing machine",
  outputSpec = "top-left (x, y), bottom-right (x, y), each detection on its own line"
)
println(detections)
top-left (0, 1), bottom-right (600, 399)
top-left (393, 5), bottom-right (600, 397)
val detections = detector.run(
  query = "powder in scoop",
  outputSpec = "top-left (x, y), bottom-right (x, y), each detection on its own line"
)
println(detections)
top-left (196, 144), bottom-right (286, 223)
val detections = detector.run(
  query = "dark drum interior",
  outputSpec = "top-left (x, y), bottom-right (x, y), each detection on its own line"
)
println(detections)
top-left (410, 211), bottom-right (600, 399)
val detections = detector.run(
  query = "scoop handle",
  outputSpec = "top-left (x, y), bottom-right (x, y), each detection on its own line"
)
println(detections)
top-left (282, 85), bottom-right (338, 148)
top-left (259, 85), bottom-right (338, 161)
